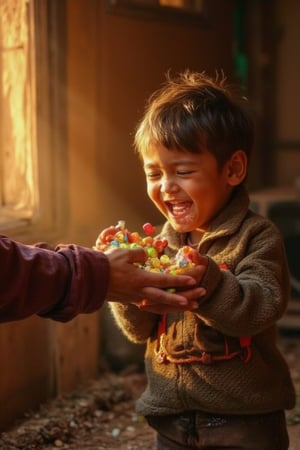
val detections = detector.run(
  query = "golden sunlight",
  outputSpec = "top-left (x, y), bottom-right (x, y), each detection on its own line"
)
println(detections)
top-left (0, 0), bottom-right (37, 223)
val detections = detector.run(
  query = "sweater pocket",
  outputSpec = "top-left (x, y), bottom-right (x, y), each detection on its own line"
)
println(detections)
top-left (156, 314), bottom-right (250, 365)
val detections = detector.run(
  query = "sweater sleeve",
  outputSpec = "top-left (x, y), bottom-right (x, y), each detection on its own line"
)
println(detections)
top-left (109, 302), bottom-right (158, 344)
top-left (195, 221), bottom-right (291, 337)
top-left (0, 236), bottom-right (109, 323)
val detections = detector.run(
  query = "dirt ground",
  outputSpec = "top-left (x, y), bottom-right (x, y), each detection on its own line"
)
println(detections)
top-left (1, 334), bottom-right (300, 450)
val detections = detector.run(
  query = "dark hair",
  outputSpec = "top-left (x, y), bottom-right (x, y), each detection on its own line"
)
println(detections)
top-left (134, 70), bottom-right (254, 168)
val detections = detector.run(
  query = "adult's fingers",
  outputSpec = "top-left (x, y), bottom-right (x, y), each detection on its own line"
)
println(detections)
top-left (137, 286), bottom-right (206, 310)
top-left (136, 303), bottom-right (197, 314)
top-left (139, 286), bottom-right (197, 306)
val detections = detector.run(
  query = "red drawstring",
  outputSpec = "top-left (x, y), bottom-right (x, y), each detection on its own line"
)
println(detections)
top-left (239, 335), bottom-right (252, 363)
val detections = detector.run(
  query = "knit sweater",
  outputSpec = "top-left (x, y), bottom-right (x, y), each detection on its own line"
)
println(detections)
top-left (110, 186), bottom-right (295, 416)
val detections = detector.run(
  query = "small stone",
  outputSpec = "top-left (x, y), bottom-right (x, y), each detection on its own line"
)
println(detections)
top-left (111, 428), bottom-right (120, 437)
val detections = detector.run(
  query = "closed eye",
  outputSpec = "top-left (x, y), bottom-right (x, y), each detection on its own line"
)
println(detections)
top-left (145, 172), bottom-right (161, 179)
top-left (177, 170), bottom-right (194, 176)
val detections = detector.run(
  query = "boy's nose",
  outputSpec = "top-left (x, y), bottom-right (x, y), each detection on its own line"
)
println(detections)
top-left (160, 178), bottom-right (178, 193)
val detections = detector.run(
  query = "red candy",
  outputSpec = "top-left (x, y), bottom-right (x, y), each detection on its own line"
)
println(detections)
top-left (143, 222), bottom-right (155, 235)
top-left (94, 221), bottom-right (196, 274)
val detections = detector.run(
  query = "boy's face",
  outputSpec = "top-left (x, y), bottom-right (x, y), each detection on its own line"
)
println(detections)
top-left (143, 144), bottom-right (239, 235)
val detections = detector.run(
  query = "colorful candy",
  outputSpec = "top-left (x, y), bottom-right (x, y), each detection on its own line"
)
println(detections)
top-left (94, 221), bottom-right (197, 274)
top-left (142, 222), bottom-right (155, 236)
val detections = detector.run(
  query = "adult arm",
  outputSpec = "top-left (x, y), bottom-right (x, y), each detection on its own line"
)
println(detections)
top-left (0, 236), bottom-right (109, 323)
top-left (0, 237), bottom-right (204, 323)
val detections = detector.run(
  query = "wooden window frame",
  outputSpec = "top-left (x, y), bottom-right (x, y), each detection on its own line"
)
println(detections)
top-left (1, 0), bottom-right (68, 243)
top-left (105, 0), bottom-right (209, 26)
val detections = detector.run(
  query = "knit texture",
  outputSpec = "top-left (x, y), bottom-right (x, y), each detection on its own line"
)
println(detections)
top-left (110, 186), bottom-right (296, 416)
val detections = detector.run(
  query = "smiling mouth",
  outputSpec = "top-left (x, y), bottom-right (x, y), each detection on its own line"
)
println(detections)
top-left (166, 201), bottom-right (192, 218)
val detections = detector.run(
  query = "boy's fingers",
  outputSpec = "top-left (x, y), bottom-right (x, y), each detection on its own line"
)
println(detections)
top-left (140, 287), bottom-right (190, 306)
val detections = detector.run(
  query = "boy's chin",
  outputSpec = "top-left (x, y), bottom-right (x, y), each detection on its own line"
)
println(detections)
top-left (170, 222), bottom-right (194, 234)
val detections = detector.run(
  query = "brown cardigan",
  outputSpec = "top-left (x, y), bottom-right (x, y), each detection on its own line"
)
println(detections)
top-left (110, 186), bottom-right (295, 416)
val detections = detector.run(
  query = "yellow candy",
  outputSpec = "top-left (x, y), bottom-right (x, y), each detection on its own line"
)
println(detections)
top-left (95, 220), bottom-right (196, 275)
top-left (115, 231), bottom-right (126, 242)
top-left (142, 236), bottom-right (154, 246)
top-left (150, 257), bottom-right (162, 269)
top-left (160, 254), bottom-right (170, 266)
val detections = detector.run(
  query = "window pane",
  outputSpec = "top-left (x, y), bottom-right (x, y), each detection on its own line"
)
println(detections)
top-left (0, 0), bottom-right (38, 226)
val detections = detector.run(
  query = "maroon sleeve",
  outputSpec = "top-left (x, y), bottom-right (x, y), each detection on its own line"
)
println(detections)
top-left (0, 236), bottom-right (109, 323)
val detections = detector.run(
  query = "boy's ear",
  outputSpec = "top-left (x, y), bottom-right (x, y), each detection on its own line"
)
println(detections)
top-left (226, 150), bottom-right (247, 186)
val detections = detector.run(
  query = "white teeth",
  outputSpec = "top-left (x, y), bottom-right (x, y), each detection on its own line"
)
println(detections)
top-left (169, 202), bottom-right (190, 215)
top-left (172, 205), bottom-right (187, 212)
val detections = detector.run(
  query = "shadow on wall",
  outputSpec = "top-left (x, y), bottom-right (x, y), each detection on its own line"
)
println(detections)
top-left (99, 303), bottom-right (146, 372)
top-left (250, 185), bottom-right (300, 301)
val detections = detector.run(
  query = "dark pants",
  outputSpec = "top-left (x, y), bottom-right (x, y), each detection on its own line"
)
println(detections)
top-left (146, 410), bottom-right (289, 450)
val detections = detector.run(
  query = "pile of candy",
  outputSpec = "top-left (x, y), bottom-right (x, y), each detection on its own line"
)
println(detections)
top-left (94, 220), bottom-right (196, 274)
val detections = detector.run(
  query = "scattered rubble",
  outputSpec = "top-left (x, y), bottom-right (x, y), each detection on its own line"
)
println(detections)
top-left (1, 335), bottom-right (300, 450)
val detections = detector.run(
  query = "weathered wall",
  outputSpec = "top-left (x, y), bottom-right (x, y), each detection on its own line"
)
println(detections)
top-left (3, 0), bottom-right (300, 431)
top-left (66, 0), bottom-right (236, 244)
top-left (275, 0), bottom-right (300, 185)
top-left (0, 0), bottom-right (237, 430)
top-left (64, 0), bottom-right (236, 374)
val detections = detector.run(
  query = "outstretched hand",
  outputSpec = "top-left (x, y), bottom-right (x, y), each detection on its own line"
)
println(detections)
top-left (106, 247), bottom-right (208, 313)
top-left (135, 256), bottom-right (208, 314)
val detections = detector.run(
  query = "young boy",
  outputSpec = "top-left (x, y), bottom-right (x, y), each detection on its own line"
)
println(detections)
top-left (109, 71), bottom-right (295, 449)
